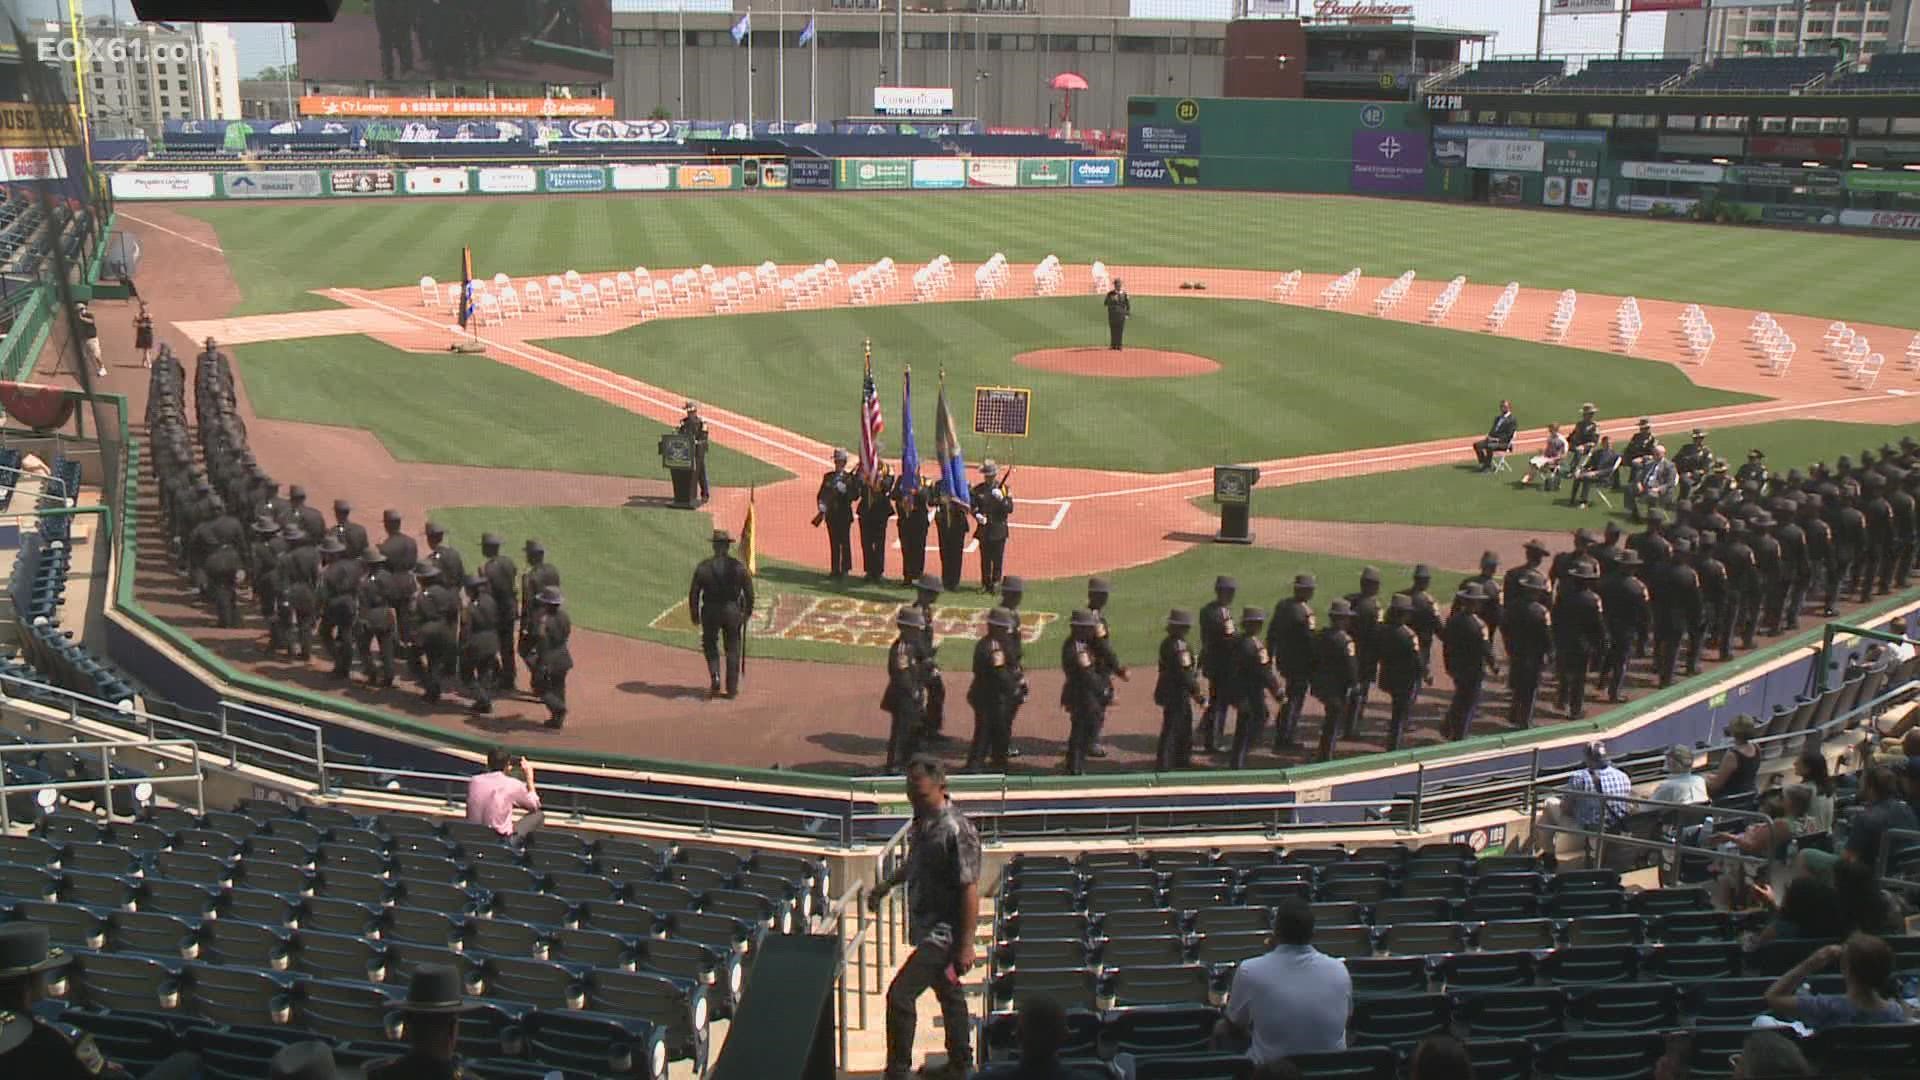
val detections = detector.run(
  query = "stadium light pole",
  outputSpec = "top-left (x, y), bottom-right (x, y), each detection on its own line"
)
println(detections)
top-left (281, 24), bottom-right (295, 120)
top-left (895, 0), bottom-right (904, 88)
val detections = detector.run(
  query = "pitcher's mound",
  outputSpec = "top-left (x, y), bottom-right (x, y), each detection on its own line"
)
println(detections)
top-left (1014, 347), bottom-right (1221, 378)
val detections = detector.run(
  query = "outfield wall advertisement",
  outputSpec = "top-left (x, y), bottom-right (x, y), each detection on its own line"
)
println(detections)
top-left (1126, 97), bottom-right (1436, 195)
top-left (97, 162), bottom-right (747, 199)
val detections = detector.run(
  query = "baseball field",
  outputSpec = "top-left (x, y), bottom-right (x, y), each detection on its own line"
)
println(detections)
top-left (108, 188), bottom-right (1920, 771)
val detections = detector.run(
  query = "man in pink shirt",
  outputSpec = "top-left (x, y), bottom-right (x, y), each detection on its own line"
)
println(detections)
top-left (466, 748), bottom-right (543, 840)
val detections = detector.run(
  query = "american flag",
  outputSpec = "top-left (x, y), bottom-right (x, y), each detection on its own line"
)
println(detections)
top-left (859, 339), bottom-right (885, 483)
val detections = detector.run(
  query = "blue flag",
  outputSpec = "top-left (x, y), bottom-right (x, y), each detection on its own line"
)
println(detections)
top-left (730, 13), bottom-right (751, 44)
top-left (900, 369), bottom-right (921, 492)
top-left (797, 17), bottom-right (816, 46)
top-left (934, 374), bottom-right (970, 506)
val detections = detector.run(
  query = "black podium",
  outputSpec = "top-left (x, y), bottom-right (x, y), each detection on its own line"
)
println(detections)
top-left (1213, 465), bottom-right (1260, 544)
top-left (659, 432), bottom-right (704, 510)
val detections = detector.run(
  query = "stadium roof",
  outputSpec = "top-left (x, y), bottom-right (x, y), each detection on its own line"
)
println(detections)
top-left (1303, 23), bottom-right (1491, 41)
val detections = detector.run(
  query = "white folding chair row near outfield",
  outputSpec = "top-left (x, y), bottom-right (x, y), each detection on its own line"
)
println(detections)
top-left (1091, 259), bottom-right (1112, 295)
top-left (1272, 270), bottom-right (1302, 301)
top-left (1841, 336), bottom-right (1874, 380)
top-left (1612, 296), bottom-right (1643, 352)
top-left (1321, 268), bottom-right (1362, 309)
top-left (975, 252), bottom-right (1011, 300)
top-left (1372, 270), bottom-right (1415, 316)
top-left (1750, 312), bottom-right (1796, 376)
top-left (1907, 332), bottom-right (1920, 372)
top-left (1483, 282), bottom-right (1520, 333)
top-left (1545, 289), bottom-right (1577, 344)
top-left (418, 276), bottom-right (440, 306)
top-left (1033, 254), bottom-right (1065, 297)
top-left (1425, 276), bottom-right (1467, 325)
top-left (1855, 352), bottom-right (1886, 389)
top-left (556, 288), bottom-right (584, 323)
top-left (1679, 303), bottom-right (1714, 363)
top-left (1828, 322), bottom-right (1860, 360)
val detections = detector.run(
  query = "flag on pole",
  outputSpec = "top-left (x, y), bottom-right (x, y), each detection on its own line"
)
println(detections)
top-left (797, 17), bottom-right (816, 46)
top-left (739, 487), bottom-right (759, 577)
top-left (859, 339), bottom-right (885, 484)
top-left (730, 12), bottom-right (751, 43)
top-left (899, 367), bottom-right (921, 492)
top-left (457, 246), bottom-right (476, 330)
top-left (934, 371), bottom-right (970, 506)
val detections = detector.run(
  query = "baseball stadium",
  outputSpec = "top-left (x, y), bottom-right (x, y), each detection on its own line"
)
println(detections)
top-left (2, 0), bottom-right (1920, 1077)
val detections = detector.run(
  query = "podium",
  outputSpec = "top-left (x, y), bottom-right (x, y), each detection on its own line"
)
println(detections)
top-left (1213, 465), bottom-right (1260, 544)
top-left (659, 433), bottom-right (704, 510)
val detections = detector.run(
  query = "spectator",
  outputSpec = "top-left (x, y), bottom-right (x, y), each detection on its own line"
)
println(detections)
top-left (1731, 1031), bottom-right (1812, 1078)
top-left (1569, 434), bottom-right (1621, 509)
top-left (1832, 857), bottom-right (1901, 938)
top-left (1651, 744), bottom-right (1710, 805)
top-left (1747, 876), bottom-right (1846, 950)
top-left (1792, 748), bottom-right (1837, 831)
top-left (1887, 618), bottom-right (1917, 664)
top-left (1521, 423), bottom-right (1567, 488)
top-left (1763, 933), bottom-right (1907, 1029)
top-left (1707, 786), bottom-right (1815, 909)
top-left (1801, 765), bottom-right (1916, 877)
top-left (1564, 741), bottom-right (1633, 834)
top-left (465, 747), bottom-right (542, 840)
top-left (1870, 729), bottom-right (1920, 770)
top-left (363, 963), bottom-right (482, 1078)
top-left (74, 302), bottom-right (103, 379)
top-left (972, 996), bottom-right (1105, 1080)
top-left (1708, 714), bottom-right (1761, 802)
top-left (1220, 898), bottom-right (1353, 1063)
top-left (1471, 399), bottom-right (1516, 472)
top-left (1408, 1035), bottom-right (1475, 1080)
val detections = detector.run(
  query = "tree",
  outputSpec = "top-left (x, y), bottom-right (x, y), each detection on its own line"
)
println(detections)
top-left (256, 64), bottom-right (299, 82)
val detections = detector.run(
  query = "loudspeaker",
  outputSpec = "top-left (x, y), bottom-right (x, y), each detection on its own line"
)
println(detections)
top-left (131, 0), bottom-right (341, 21)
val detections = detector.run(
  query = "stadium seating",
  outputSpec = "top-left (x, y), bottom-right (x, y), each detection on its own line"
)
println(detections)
top-left (1677, 56), bottom-right (1839, 92)
top-left (1557, 59), bottom-right (1692, 92)
top-left (1818, 51), bottom-right (1920, 93)
top-left (1433, 60), bottom-right (1566, 91)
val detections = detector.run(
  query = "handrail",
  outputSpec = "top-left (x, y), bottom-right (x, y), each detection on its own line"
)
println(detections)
top-left (0, 736), bottom-right (205, 829)
top-left (1877, 828), bottom-right (1919, 895)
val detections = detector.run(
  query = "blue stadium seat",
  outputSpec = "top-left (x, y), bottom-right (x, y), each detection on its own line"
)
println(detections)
top-left (1349, 993), bottom-right (1451, 1047)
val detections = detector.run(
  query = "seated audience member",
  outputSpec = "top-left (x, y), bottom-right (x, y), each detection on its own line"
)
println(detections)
top-left (1472, 399), bottom-right (1517, 471)
top-left (1565, 741), bottom-right (1633, 832)
top-left (1708, 714), bottom-right (1762, 802)
top-left (973, 996), bottom-right (1106, 1080)
top-left (1707, 786), bottom-right (1815, 908)
top-left (1747, 876), bottom-right (1846, 950)
top-left (1888, 617), bottom-right (1918, 663)
top-left (1731, 1031), bottom-right (1813, 1079)
top-left (1569, 434), bottom-right (1621, 508)
top-left (1651, 744), bottom-right (1710, 806)
top-left (1764, 933), bottom-right (1908, 1028)
top-left (1871, 728), bottom-right (1920, 770)
top-left (1631, 444), bottom-right (1678, 521)
top-left (1800, 765), bottom-right (1915, 877)
top-left (1792, 747), bottom-right (1837, 831)
top-left (466, 747), bottom-right (543, 840)
top-left (1521, 423), bottom-right (1567, 487)
top-left (1220, 898), bottom-right (1353, 1063)
top-left (1408, 1035), bottom-right (1474, 1080)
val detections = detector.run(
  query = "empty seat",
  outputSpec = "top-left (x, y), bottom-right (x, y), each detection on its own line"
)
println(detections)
top-left (56, 1008), bottom-right (186, 1074)
top-left (1535, 1032), bottom-right (1666, 1079)
top-left (201, 919), bottom-right (292, 971)
top-left (1312, 925), bottom-right (1374, 959)
top-left (315, 869), bottom-right (391, 905)
top-left (521, 1008), bottom-right (670, 1080)
top-left (63, 842), bottom-right (144, 876)
top-left (299, 979), bottom-right (401, 1042)
top-left (1566, 915), bottom-right (1645, 947)
top-left (1100, 935), bottom-right (1187, 969)
top-left (1475, 919), bottom-right (1555, 953)
top-left (1005, 938), bottom-right (1091, 971)
top-left (1372, 898), bottom-right (1450, 927)
top-left (585, 969), bottom-right (708, 1062)
top-left (106, 910), bottom-right (198, 958)
top-left (12, 899), bottom-right (107, 949)
top-left (992, 967), bottom-right (1098, 1011)
top-left (64, 870), bottom-right (139, 910)
top-left (1381, 922), bottom-right (1468, 957)
top-left (1438, 950), bottom-right (1536, 989)
top-left (1109, 963), bottom-right (1210, 1006)
top-left (581, 901), bottom-right (662, 939)
top-left (155, 850), bottom-right (231, 886)
top-left (398, 878), bottom-right (480, 915)
top-left (303, 896), bottom-right (382, 938)
top-left (480, 955), bottom-right (585, 1009)
top-left (294, 929), bottom-right (389, 982)
top-left (1456, 987), bottom-right (1567, 1038)
top-left (183, 962), bottom-right (294, 1025)
top-left (1568, 981), bottom-right (1680, 1030)
top-left (386, 905), bottom-right (464, 948)
top-left (1100, 909), bottom-right (1182, 939)
top-left (468, 916), bottom-right (548, 959)
top-left (143, 879), bottom-right (222, 919)
top-left (1540, 945), bottom-right (1639, 985)
top-left (1192, 907), bottom-right (1270, 936)
top-left (1463, 1038), bottom-right (1533, 1080)
top-left (1350, 993), bottom-right (1451, 1047)
top-left (1346, 956), bottom-right (1428, 996)
top-left (492, 889), bottom-right (575, 928)
top-left (1097, 1004), bottom-right (1216, 1057)
top-left (71, 951), bottom-right (182, 1011)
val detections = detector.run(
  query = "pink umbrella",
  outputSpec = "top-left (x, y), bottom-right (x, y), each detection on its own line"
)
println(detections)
top-left (1050, 72), bottom-right (1089, 126)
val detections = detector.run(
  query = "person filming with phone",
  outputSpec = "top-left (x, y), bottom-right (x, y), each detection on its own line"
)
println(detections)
top-left (868, 756), bottom-right (981, 1080)
top-left (466, 747), bottom-right (543, 841)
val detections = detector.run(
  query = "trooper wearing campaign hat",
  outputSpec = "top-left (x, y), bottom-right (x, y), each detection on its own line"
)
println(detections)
top-left (1621, 417), bottom-right (1658, 489)
top-left (363, 964), bottom-right (482, 1080)
top-left (412, 560), bottom-right (462, 706)
top-left (1569, 402), bottom-right (1601, 455)
top-left (477, 533), bottom-right (519, 690)
top-left (377, 510), bottom-right (420, 660)
top-left (0, 922), bottom-right (145, 1078)
top-left (1599, 549), bottom-right (1650, 704)
top-left (421, 520), bottom-right (466, 590)
top-left (1154, 609), bottom-right (1206, 770)
top-left (1268, 573), bottom-right (1319, 751)
top-left (909, 575), bottom-right (950, 743)
top-left (1226, 607), bottom-right (1284, 770)
top-left (816, 448), bottom-right (859, 579)
top-left (1377, 594), bottom-right (1424, 752)
top-left (277, 523), bottom-right (323, 660)
top-left (518, 539), bottom-right (561, 661)
top-left (249, 515), bottom-right (288, 649)
top-left (1553, 557), bottom-right (1610, 721)
top-left (1312, 599), bottom-right (1362, 764)
top-left (1504, 539), bottom-right (1553, 638)
top-left (995, 577), bottom-right (1029, 759)
top-left (970, 459), bottom-right (1015, 593)
top-left (1403, 564), bottom-right (1443, 683)
top-left (677, 400), bottom-right (711, 502)
top-left (331, 498), bottom-right (369, 560)
top-left (529, 586), bottom-right (573, 728)
top-left (1506, 569), bottom-right (1555, 729)
top-left (690, 529), bottom-right (755, 700)
top-left (964, 607), bottom-right (1027, 772)
top-left (287, 483), bottom-right (326, 543)
top-left (356, 547), bottom-right (400, 688)
top-left (1197, 576), bottom-right (1240, 755)
top-left (459, 573), bottom-right (503, 715)
top-left (317, 534), bottom-right (363, 679)
top-left (1060, 609), bottom-right (1113, 775)
top-left (1344, 567), bottom-right (1385, 735)
top-left (1442, 584), bottom-right (1497, 742)
top-left (883, 606), bottom-right (936, 771)
top-left (1082, 577), bottom-right (1128, 757)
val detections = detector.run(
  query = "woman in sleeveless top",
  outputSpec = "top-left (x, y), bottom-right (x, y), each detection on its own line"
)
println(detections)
top-left (1710, 713), bottom-right (1761, 803)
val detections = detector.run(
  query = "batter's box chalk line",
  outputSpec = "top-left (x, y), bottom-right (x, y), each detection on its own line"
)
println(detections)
top-left (649, 592), bottom-right (1057, 650)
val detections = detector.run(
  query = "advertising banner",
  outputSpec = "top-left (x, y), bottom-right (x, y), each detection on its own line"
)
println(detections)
top-left (1620, 160), bottom-right (1725, 183)
top-left (1748, 136), bottom-right (1844, 160)
top-left (536, 119), bottom-right (677, 144)
top-left (405, 167), bottom-right (472, 195)
top-left (1489, 172), bottom-right (1526, 205)
top-left (1761, 206), bottom-right (1840, 226)
top-left (542, 166), bottom-right (608, 193)
top-left (873, 87), bottom-right (955, 116)
top-left (610, 163), bottom-right (674, 192)
top-left (1018, 158), bottom-right (1071, 187)
top-left (0, 103), bottom-right (82, 148)
top-left (1615, 194), bottom-right (1700, 213)
top-left (967, 158), bottom-right (1019, 188)
top-left (1726, 164), bottom-right (1843, 191)
top-left (840, 158), bottom-right (911, 190)
top-left (302, 95), bottom-right (617, 118)
top-left (1466, 138), bottom-right (1546, 173)
top-left (1130, 125), bottom-right (1201, 156)
top-left (109, 171), bottom-right (215, 200)
top-left (912, 158), bottom-right (966, 190)
top-left (788, 158), bottom-right (836, 190)
top-left (1543, 144), bottom-right (1599, 206)
top-left (1549, 0), bottom-right (1617, 11)
top-left (476, 167), bottom-right (540, 194)
top-left (1628, 0), bottom-right (1702, 10)
top-left (1570, 176), bottom-right (1596, 209)
top-left (1070, 158), bottom-right (1121, 187)
top-left (1350, 130), bottom-right (1428, 194)
top-left (329, 169), bottom-right (396, 195)
top-left (0, 149), bottom-right (67, 182)
top-left (223, 171), bottom-right (324, 199)
top-left (674, 164), bottom-right (738, 190)
top-left (760, 164), bottom-right (789, 190)
top-left (1659, 133), bottom-right (1744, 157)
top-left (1845, 171), bottom-right (1920, 194)
top-left (1126, 157), bottom-right (1199, 186)
top-left (1544, 175), bottom-right (1569, 207)
top-left (1838, 209), bottom-right (1920, 232)
top-left (1435, 124), bottom-right (1607, 146)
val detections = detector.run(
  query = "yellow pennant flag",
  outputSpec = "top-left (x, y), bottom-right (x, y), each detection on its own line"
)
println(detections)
top-left (739, 486), bottom-right (758, 577)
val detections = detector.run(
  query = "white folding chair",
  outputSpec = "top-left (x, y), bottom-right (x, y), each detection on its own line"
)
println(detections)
top-left (557, 289), bottom-right (583, 323)
top-left (523, 280), bottom-right (545, 311)
top-left (418, 276), bottom-right (438, 306)
top-left (564, 270), bottom-right (583, 290)
top-left (580, 283), bottom-right (603, 312)
top-left (478, 293), bottom-right (503, 326)
top-left (1906, 333), bottom-right (1920, 371)
top-left (1857, 353), bottom-right (1885, 389)
top-left (599, 278), bottom-right (618, 305)
top-left (492, 272), bottom-right (510, 291)
top-left (616, 272), bottom-right (636, 300)
top-left (499, 286), bottom-right (522, 319)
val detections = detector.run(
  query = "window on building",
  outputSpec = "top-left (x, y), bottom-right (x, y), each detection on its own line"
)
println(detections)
top-left (1016, 34), bottom-right (1036, 50)
top-left (93, 78), bottom-right (104, 90)
top-left (1749, 20), bottom-right (1775, 33)
top-left (1048, 35), bottom-right (1078, 51)
top-left (1866, 18), bottom-right (1889, 32)
top-left (160, 95), bottom-right (171, 107)
top-left (985, 34), bottom-right (1004, 51)
top-left (1192, 38), bottom-right (1224, 55)
top-left (1868, 0), bottom-right (1890, 9)
top-left (1836, 19), bottom-right (1863, 31)
top-left (1806, 20), bottom-right (1830, 32)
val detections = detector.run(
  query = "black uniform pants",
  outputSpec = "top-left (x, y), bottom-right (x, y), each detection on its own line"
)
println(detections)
top-left (885, 941), bottom-right (972, 1077)
top-left (357, 623), bottom-right (396, 686)
top-left (1736, 586), bottom-right (1761, 648)
top-left (922, 673), bottom-right (947, 736)
top-left (208, 570), bottom-right (241, 628)
top-left (539, 666), bottom-right (569, 726)
top-left (1315, 690), bottom-right (1352, 763)
top-left (322, 612), bottom-right (356, 676)
top-left (1765, 576), bottom-right (1792, 631)
top-left (977, 537), bottom-right (1006, 591)
top-left (1156, 698), bottom-right (1194, 770)
top-left (964, 700), bottom-right (1009, 770)
top-left (1826, 555), bottom-right (1853, 613)
top-left (1065, 704), bottom-right (1102, 775)
top-left (1446, 675), bottom-right (1482, 742)
top-left (1714, 594), bottom-right (1740, 658)
top-left (1108, 314), bottom-right (1125, 350)
top-left (1278, 673), bottom-right (1311, 748)
top-left (859, 515), bottom-right (890, 581)
top-left (1557, 651), bottom-right (1591, 719)
top-left (465, 648), bottom-right (499, 711)
top-left (1601, 633), bottom-right (1633, 701)
top-left (899, 521), bottom-right (929, 584)
top-left (938, 531), bottom-right (966, 592)
top-left (1228, 697), bottom-right (1267, 770)
top-left (1868, 543), bottom-right (1895, 596)
top-left (701, 619), bottom-right (744, 693)
top-left (417, 625), bottom-right (457, 702)
top-left (286, 596), bottom-right (317, 659)
top-left (1897, 538), bottom-right (1917, 588)
top-left (1200, 670), bottom-right (1232, 751)
top-left (885, 700), bottom-right (924, 771)
top-left (1385, 686), bottom-right (1417, 751)
top-left (1510, 663), bottom-right (1542, 728)
top-left (496, 614), bottom-right (517, 688)
top-left (826, 519), bottom-right (855, 578)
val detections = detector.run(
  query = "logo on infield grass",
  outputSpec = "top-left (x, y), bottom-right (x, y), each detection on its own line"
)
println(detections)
top-left (650, 594), bottom-right (1056, 649)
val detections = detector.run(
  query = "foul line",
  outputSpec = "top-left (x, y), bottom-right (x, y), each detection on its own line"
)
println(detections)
top-left (333, 289), bottom-right (834, 470)
top-left (118, 212), bottom-right (224, 254)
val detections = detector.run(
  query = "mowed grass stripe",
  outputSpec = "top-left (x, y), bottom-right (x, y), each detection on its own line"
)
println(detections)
top-left (542, 296), bottom-right (1756, 473)
top-left (181, 192), bottom-right (1920, 326)
top-left (234, 335), bottom-right (790, 484)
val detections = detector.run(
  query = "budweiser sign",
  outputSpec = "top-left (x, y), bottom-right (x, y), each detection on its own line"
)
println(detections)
top-left (1313, 0), bottom-right (1416, 17)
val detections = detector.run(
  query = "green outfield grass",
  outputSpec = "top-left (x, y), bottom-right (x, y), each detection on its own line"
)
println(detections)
top-left (237, 335), bottom-right (790, 484)
top-left (540, 296), bottom-right (1755, 473)
top-left (180, 192), bottom-right (1920, 327)
top-left (1234, 419), bottom-right (1920, 533)
top-left (425, 503), bottom-right (1416, 666)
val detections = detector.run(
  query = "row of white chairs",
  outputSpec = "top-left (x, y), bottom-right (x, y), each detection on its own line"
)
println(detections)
top-left (1484, 282), bottom-right (1521, 332)
top-left (976, 253), bottom-right (1012, 300)
top-left (849, 258), bottom-right (898, 305)
top-left (1545, 289), bottom-right (1577, 344)
top-left (1424, 276), bottom-right (1467, 325)
top-left (1749, 312), bottom-right (1796, 376)
top-left (1372, 270), bottom-right (1416, 316)
top-left (1907, 332), bottom-right (1920, 372)
top-left (781, 261), bottom-right (842, 309)
top-left (1033, 254), bottom-right (1065, 297)
top-left (1680, 303), bottom-right (1714, 362)
top-left (1613, 296), bottom-right (1642, 352)
top-left (1272, 270), bottom-right (1302, 300)
top-left (1321, 268), bottom-right (1363, 309)
top-left (912, 255), bottom-right (956, 302)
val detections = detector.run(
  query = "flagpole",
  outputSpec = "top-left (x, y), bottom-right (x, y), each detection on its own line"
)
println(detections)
top-left (778, 9), bottom-right (786, 126)
top-left (677, 0), bottom-right (686, 120)
top-left (747, 4), bottom-right (755, 132)
top-left (809, 10), bottom-right (818, 126)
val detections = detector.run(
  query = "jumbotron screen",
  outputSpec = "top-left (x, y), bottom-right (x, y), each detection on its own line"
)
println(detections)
top-left (297, 0), bottom-right (613, 84)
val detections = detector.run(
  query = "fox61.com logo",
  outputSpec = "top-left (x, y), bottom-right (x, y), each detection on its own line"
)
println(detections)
top-left (38, 37), bottom-right (212, 65)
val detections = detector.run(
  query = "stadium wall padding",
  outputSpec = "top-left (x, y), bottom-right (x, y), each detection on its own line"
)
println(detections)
top-left (1124, 96), bottom-right (1441, 196)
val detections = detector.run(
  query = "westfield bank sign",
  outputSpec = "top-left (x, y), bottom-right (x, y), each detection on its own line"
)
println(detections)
top-left (1312, 0), bottom-right (1416, 18)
